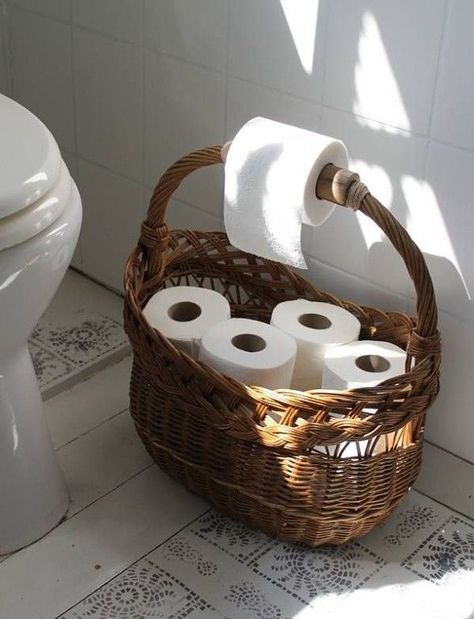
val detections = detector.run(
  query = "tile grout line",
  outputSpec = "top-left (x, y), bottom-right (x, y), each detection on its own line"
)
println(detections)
top-left (307, 255), bottom-right (411, 304)
top-left (413, 487), bottom-right (474, 523)
top-left (54, 405), bottom-right (131, 452)
top-left (424, 439), bottom-right (474, 467)
top-left (0, 463), bottom-right (154, 564)
top-left (222, 0), bottom-right (231, 143)
top-left (140, 0), bottom-right (146, 189)
top-left (65, 462), bottom-right (153, 524)
top-left (423, 0), bottom-right (451, 155)
top-left (9, 2), bottom-right (474, 160)
top-left (55, 506), bottom-right (212, 618)
top-left (0, 0), bottom-right (13, 95)
top-left (40, 344), bottom-right (131, 401)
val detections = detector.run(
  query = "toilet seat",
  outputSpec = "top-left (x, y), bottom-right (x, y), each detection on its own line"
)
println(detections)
top-left (0, 94), bottom-right (67, 250)
top-left (0, 161), bottom-right (72, 251)
top-left (0, 94), bottom-right (62, 217)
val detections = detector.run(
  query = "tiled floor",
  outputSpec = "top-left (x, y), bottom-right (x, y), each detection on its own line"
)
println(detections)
top-left (30, 270), bottom-right (130, 399)
top-left (0, 269), bottom-right (472, 619)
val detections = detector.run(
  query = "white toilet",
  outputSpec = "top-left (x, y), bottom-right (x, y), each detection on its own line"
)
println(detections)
top-left (0, 94), bottom-right (82, 554)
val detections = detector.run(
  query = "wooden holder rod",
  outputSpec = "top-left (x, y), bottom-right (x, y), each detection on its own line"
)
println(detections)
top-left (315, 164), bottom-right (360, 206)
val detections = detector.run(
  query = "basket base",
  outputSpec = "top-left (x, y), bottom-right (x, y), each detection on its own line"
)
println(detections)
top-left (133, 417), bottom-right (422, 547)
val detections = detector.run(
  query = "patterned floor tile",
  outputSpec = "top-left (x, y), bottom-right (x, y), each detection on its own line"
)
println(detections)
top-left (32, 310), bottom-right (128, 367)
top-left (157, 527), bottom-right (307, 619)
top-left (189, 510), bottom-right (276, 564)
top-left (29, 309), bottom-right (129, 396)
top-left (61, 562), bottom-right (221, 619)
top-left (30, 341), bottom-right (76, 389)
top-left (248, 540), bottom-right (385, 605)
top-left (63, 503), bottom-right (474, 619)
top-left (328, 563), bottom-right (474, 619)
top-left (359, 490), bottom-right (450, 563)
top-left (402, 515), bottom-right (474, 582)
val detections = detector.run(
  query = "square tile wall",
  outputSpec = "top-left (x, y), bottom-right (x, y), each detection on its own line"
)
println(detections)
top-left (0, 4), bottom-right (9, 94)
top-left (2, 0), bottom-right (474, 461)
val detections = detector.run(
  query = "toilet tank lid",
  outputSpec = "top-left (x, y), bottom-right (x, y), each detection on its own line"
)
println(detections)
top-left (0, 94), bottom-right (62, 219)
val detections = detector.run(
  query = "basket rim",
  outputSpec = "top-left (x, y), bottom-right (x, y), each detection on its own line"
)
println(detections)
top-left (124, 232), bottom-right (438, 450)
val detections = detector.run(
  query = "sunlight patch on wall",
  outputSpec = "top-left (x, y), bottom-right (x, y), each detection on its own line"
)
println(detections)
top-left (353, 12), bottom-right (410, 131)
top-left (402, 175), bottom-right (470, 299)
top-left (279, 0), bottom-right (319, 75)
top-left (352, 159), bottom-right (391, 249)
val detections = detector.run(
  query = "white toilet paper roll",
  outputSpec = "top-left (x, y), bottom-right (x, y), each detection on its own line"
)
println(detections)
top-left (224, 117), bottom-right (348, 269)
top-left (271, 300), bottom-right (361, 391)
top-left (199, 318), bottom-right (297, 389)
top-left (320, 340), bottom-right (407, 458)
top-left (322, 340), bottom-right (407, 390)
top-left (142, 286), bottom-right (231, 358)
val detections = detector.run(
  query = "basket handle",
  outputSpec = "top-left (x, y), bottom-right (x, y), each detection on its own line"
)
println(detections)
top-left (140, 146), bottom-right (439, 356)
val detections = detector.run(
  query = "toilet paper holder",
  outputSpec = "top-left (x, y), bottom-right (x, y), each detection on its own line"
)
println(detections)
top-left (125, 142), bottom-right (441, 547)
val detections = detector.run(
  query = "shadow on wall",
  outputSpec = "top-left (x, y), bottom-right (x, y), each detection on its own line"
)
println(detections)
top-left (224, 1), bottom-right (474, 461)
top-left (231, 1), bottom-right (471, 319)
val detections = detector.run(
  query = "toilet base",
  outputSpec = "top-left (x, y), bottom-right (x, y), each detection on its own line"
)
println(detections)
top-left (0, 346), bottom-right (70, 555)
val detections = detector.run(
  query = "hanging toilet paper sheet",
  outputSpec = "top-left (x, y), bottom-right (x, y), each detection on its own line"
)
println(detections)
top-left (224, 117), bottom-right (348, 269)
top-left (142, 286), bottom-right (231, 358)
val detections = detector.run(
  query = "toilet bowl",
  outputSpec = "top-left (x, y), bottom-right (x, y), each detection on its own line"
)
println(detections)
top-left (0, 94), bottom-right (82, 554)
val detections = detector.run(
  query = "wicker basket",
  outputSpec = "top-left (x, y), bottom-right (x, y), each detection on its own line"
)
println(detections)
top-left (124, 146), bottom-right (441, 546)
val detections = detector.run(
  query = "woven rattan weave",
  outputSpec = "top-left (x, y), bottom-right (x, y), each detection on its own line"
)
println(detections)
top-left (124, 146), bottom-right (441, 546)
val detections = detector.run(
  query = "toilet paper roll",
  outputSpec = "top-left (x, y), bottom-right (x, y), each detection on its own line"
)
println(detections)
top-left (319, 340), bottom-right (407, 458)
top-left (271, 300), bottom-right (361, 391)
top-left (142, 286), bottom-right (231, 358)
top-left (224, 117), bottom-right (348, 269)
top-left (321, 340), bottom-right (407, 390)
top-left (199, 318), bottom-right (297, 389)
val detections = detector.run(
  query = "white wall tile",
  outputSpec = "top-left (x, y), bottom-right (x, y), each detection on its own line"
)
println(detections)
top-left (313, 107), bottom-right (426, 296)
top-left (431, 0), bottom-right (474, 150)
top-left (306, 257), bottom-right (409, 313)
top-left (324, 0), bottom-right (445, 134)
top-left (74, 28), bottom-right (143, 180)
top-left (9, 0), bottom-right (70, 21)
top-left (229, 0), bottom-right (326, 102)
top-left (78, 159), bottom-right (145, 292)
top-left (144, 0), bottom-right (227, 72)
top-left (72, 0), bottom-right (143, 45)
top-left (226, 77), bottom-right (321, 139)
top-left (424, 309), bottom-right (474, 462)
top-left (164, 198), bottom-right (223, 232)
top-left (414, 142), bottom-right (474, 323)
top-left (145, 52), bottom-right (226, 215)
top-left (9, 8), bottom-right (75, 151)
top-left (417, 442), bottom-right (474, 519)
top-left (0, 10), bottom-right (10, 94)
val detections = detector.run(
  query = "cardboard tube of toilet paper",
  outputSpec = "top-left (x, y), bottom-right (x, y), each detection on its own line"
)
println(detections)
top-left (199, 318), bottom-right (297, 389)
top-left (224, 117), bottom-right (349, 269)
top-left (320, 340), bottom-right (407, 458)
top-left (271, 300), bottom-right (361, 391)
top-left (142, 286), bottom-right (231, 358)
